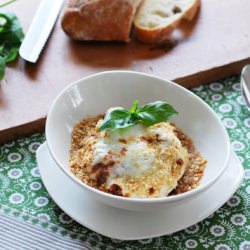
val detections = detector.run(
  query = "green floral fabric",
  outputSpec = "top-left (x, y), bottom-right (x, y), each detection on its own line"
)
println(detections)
top-left (0, 76), bottom-right (249, 249)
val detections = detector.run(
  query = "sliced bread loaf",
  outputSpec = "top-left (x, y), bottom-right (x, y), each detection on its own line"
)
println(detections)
top-left (62, 0), bottom-right (142, 42)
top-left (134, 0), bottom-right (200, 43)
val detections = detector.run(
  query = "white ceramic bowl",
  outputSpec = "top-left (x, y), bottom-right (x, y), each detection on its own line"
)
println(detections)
top-left (46, 71), bottom-right (230, 211)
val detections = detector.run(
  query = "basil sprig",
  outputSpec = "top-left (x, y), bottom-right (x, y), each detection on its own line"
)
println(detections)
top-left (99, 100), bottom-right (178, 131)
top-left (0, 2), bottom-right (24, 80)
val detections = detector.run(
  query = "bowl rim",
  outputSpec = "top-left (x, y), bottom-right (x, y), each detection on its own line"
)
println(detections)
top-left (46, 70), bottom-right (231, 203)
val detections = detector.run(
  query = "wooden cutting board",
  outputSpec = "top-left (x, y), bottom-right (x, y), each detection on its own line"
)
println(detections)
top-left (1, 0), bottom-right (250, 144)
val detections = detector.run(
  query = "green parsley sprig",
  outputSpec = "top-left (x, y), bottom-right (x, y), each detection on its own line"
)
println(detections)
top-left (99, 100), bottom-right (178, 131)
top-left (0, 1), bottom-right (24, 80)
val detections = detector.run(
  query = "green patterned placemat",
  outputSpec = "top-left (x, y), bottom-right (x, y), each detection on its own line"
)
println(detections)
top-left (0, 76), bottom-right (249, 249)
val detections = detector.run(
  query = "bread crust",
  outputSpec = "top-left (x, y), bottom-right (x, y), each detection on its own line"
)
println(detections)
top-left (183, 0), bottom-right (201, 21)
top-left (62, 0), bottom-right (142, 42)
top-left (134, 0), bottom-right (201, 43)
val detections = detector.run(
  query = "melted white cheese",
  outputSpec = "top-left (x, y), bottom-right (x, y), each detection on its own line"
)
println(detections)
top-left (93, 124), bottom-right (155, 177)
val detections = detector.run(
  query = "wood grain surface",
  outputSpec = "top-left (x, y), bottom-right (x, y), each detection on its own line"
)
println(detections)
top-left (1, 0), bottom-right (250, 144)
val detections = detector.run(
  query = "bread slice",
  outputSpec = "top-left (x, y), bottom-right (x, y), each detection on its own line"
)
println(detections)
top-left (134, 0), bottom-right (200, 43)
top-left (62, 0), bottom-right (142, 42)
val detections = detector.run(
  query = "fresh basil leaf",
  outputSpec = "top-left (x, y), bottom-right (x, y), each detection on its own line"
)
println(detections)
top-left (99, 109), bottom-right (137, 131)
top-left (0, 13), bottom-right (24, 45)
top-left (137, 101), bottom-right (178, 126)
top-left (0, 56), bottom-right (5, 80)
top-left (129, 100), bottom-right (139, 113)
top-left (0, 11), bottom-right (24, 80)
top-left (99, 101), bottom-right (178, 131)
top-left (5, 47), bottom-right (18, 62)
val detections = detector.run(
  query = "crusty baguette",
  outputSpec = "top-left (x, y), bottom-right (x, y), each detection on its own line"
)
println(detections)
top-left (62, 0), bottom-right (142, 42)
top-left (134, 0), bottom-right (200, 43)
